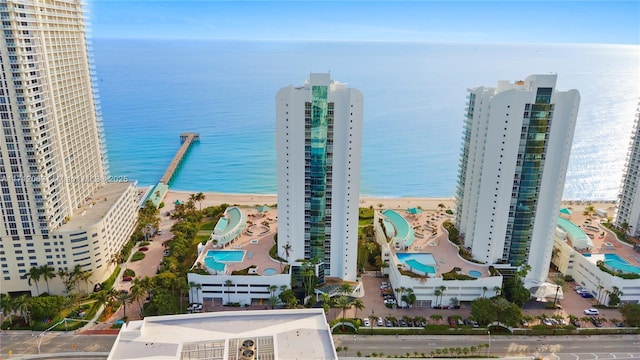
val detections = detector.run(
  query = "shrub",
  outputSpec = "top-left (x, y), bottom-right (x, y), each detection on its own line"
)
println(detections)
top-left (123, 269), bottom-right (136, 277)
top-left (102, 267), bottom-right (122, 290)
top-left (131, 251), bottom-right (146, 262)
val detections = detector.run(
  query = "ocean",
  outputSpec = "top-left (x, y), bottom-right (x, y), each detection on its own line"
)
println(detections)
top-left (93, 39), bottom-right (640, 199)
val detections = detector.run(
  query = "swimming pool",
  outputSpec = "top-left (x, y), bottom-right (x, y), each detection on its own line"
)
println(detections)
top-left (204, 258), bottom-right (226, 272)
top-left (396, 253), bottom-right (437, 274)
top-left (263, 267), bottom-right (277, 275)
top-left (205, 250), bottom-right (246, 262)
top-left (583, 253), bottom-right (640, 274)
top-left (603, 254), bottom-right (640, 274)
top-left (469, 270), bottom-right (482, 278)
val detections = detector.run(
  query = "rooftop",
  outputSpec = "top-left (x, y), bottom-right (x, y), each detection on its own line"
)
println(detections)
top-left (60, 182), bottom-right (133, 230)
top-left (107, 309), bottom-right (337, 360)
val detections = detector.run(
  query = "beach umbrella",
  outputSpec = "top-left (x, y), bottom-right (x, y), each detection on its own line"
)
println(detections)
top-left (174, 199), bottom-right (182, 205)
top-left (406, 207), bottom-right (423, 215)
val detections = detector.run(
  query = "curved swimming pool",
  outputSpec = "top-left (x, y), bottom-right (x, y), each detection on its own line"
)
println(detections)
top-left (396, 253), bottom-right (437, 274)
top-left (469, 270), bottom-right (482, 278)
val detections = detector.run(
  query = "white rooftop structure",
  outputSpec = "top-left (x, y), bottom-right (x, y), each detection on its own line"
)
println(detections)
top-left (107, 309), bottom-right (337, 360)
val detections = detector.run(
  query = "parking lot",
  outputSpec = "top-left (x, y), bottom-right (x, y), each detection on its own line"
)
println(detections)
top-left (349, 272), bottom-right (625, 329)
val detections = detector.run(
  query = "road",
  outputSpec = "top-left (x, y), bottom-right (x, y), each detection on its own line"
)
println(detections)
top-left (334, 334), bottom-right (640, 359)
top-left (1, 332), bottom-right (639, 359)
top-left (0, 331), bottom-right (116, 359)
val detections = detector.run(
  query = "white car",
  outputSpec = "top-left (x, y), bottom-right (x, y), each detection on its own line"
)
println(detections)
top-left (377, 317), bottom-right (384, 326)
top-left (583, 308), bottom-right (599, 315)
top-left (363, 318), bottom-right (370, 327)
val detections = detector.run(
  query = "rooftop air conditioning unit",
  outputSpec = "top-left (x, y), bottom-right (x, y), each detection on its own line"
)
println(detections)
top-left (241, 339), bottom-right (255, 351)
top-left (240, 350), bottom-right (255, 360)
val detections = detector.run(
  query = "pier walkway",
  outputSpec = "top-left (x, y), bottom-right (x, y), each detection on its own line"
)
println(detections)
top-left (160, 132), bottom-right (199, 185)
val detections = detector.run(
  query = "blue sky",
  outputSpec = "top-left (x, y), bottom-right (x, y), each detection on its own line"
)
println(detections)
top-left (88, 1), bottom-right (639, 44)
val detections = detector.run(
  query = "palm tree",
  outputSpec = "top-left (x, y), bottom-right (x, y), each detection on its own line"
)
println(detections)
top-left (57, 269), bottom-right (74, 293)
top-left (596, 284), bottom-right (604, 305)
top-left (338, 283), bottom-right (354, 297)
top-left (396, 287), bottom-right (406, 306)
top-left (482, 286), bottom-right (488, 298)
top-left (268, 295), bottom-right (281, 309)
top-left (23, 266), bottom-right (41, 295)
top-left (433, 288), bottom-right (442, 307)
top-left (493, 286), bottom-right (502, 297)
top-left (334, 296), bottom-right (353, 326)
top-left (117, 290), bottom-right (131, 319)
top-left (437, 285), bottom-right (446, 306)
top-left (195, 192), bottom-right (206, 210)
top-left (0, 294), bottom-right (13, 325)
top-left (70, 265), bottom-right (84, 292)
top-left (80, 270), bottom-right (93, 294)
top-left (13, 294), bottom-right (29, 324)
top-left (128, 283), bottom-right (146, 317)
top-left (39, 264), bottom-right (56, 294)
top-left (268, 285), bottom-right (278, 298)
top-left (352, 298), bottom-right (365, 319)
top-left (438, 203), bottom-right (446, 214)
top-left (282, 242), bottom-right (292, 263)
top-left (320, 293), bottom-right (332, 314)
top-left (368, 313), bottom-right (378, 334)
top-left (224, 279), bottom-right (234, 304)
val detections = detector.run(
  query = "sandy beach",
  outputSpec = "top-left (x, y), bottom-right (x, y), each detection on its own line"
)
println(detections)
top-left (162, 189), bottom-right (615, 215)
top-left (162, 189), bottom-right (457, 212)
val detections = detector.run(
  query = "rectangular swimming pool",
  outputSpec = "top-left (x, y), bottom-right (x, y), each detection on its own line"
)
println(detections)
top-left (205, 250), bottom-right (246, 262)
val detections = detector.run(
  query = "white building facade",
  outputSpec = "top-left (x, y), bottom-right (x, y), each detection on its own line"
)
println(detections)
top-left (0, 0), bottom-right (137, 295)
top-left (455, 75), bottom-right (580, 286)
top-left (615, 102), bottom-right (640, 236)
top-left (276, 73), bottom-right (363, 281)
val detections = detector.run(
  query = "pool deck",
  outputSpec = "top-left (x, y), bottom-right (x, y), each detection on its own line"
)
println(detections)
top-left (561, 203), bottom-right (640, 267)
top-left (390, 209), bottom-right (490, 278)
top-left (194, 207), bottom-right (283, 276)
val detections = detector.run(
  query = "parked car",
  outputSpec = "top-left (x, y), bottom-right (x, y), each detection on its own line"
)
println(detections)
top-left (385, 319), bottom-right (392, 327)
top-left (581, 292), bottom-right (594, 298)
top-left (379, 282), bottom-right (388, 289)
top-left (590, 316), bottom-right (602, 327)
top-left (521, 319), bottom-right (529, 327)
top-left (163, 250), bottom-right (170, 257)
top-left (571, 319), bottom-right (581, 327)
top-left (188, 303), bottom-right (203, 313)
top-left (122, 276), bottom-right (133, 281)
top-left (139, 246), bottom-right (149, 251)
top-left (363, 318), bottom-right (370, 327)
top-left (158, 230), bottom-right (163, 235)
top-left (399, 319), bottom-right (407, 327)
top-left (583, 308), bottom-right (599, 315)
top-left (377, 317), bottom-right (384, 326)
top-left (542, 318), bottom-right (554, 326)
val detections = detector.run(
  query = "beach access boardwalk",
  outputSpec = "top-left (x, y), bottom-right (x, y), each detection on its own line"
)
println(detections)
top-left (160, 132), bottom-right (199, 185)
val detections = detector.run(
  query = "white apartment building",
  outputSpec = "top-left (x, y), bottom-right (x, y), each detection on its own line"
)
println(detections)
top-left (455, 74), bottom-right (580, 286)
top-left (615, 102), bottom-right (640, 236)
top-left (0, 0), bottom-right (138, 295)
top-left (276, 73), bottom-right (363, 282)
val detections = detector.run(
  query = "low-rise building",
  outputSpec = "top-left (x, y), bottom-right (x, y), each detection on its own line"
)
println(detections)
top-left (108, 308), bottom-right (337, 360)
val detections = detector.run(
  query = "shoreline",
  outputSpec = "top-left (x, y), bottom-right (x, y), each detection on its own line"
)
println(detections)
top-left (157, 188), bottom-right (616, 213)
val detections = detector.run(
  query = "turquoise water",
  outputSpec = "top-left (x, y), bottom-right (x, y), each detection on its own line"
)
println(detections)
top-left (204, 258), bottom-right (225, 272)
top-left (263, 267), bottom-right (277, 275)
top-left (205, 250), bottom-right (246, 262)
top-left (382, 210), bottom-right (415, 246)
top-left (397, 253), bottom-right (437, 274)
top-left (469, 270), bottom-right (482, 277)
top-left (604, 254), bottom-right (640, 274)
top-left (95, 40), bottom-right (640, 199)
top-left (404, 259), bottom-right (435, 274)
top-left (583, 253), bottom-right (640, 274)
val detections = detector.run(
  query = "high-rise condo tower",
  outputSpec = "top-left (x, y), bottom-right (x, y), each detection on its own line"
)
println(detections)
top-left (0, 0), bottom-right (138, 295)
top-left (276, 73), bottom-right (363, 282)
top-left (615, 102), bottom-right (640, 237)
top-left (455, 74), bottom-right (580, 286)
